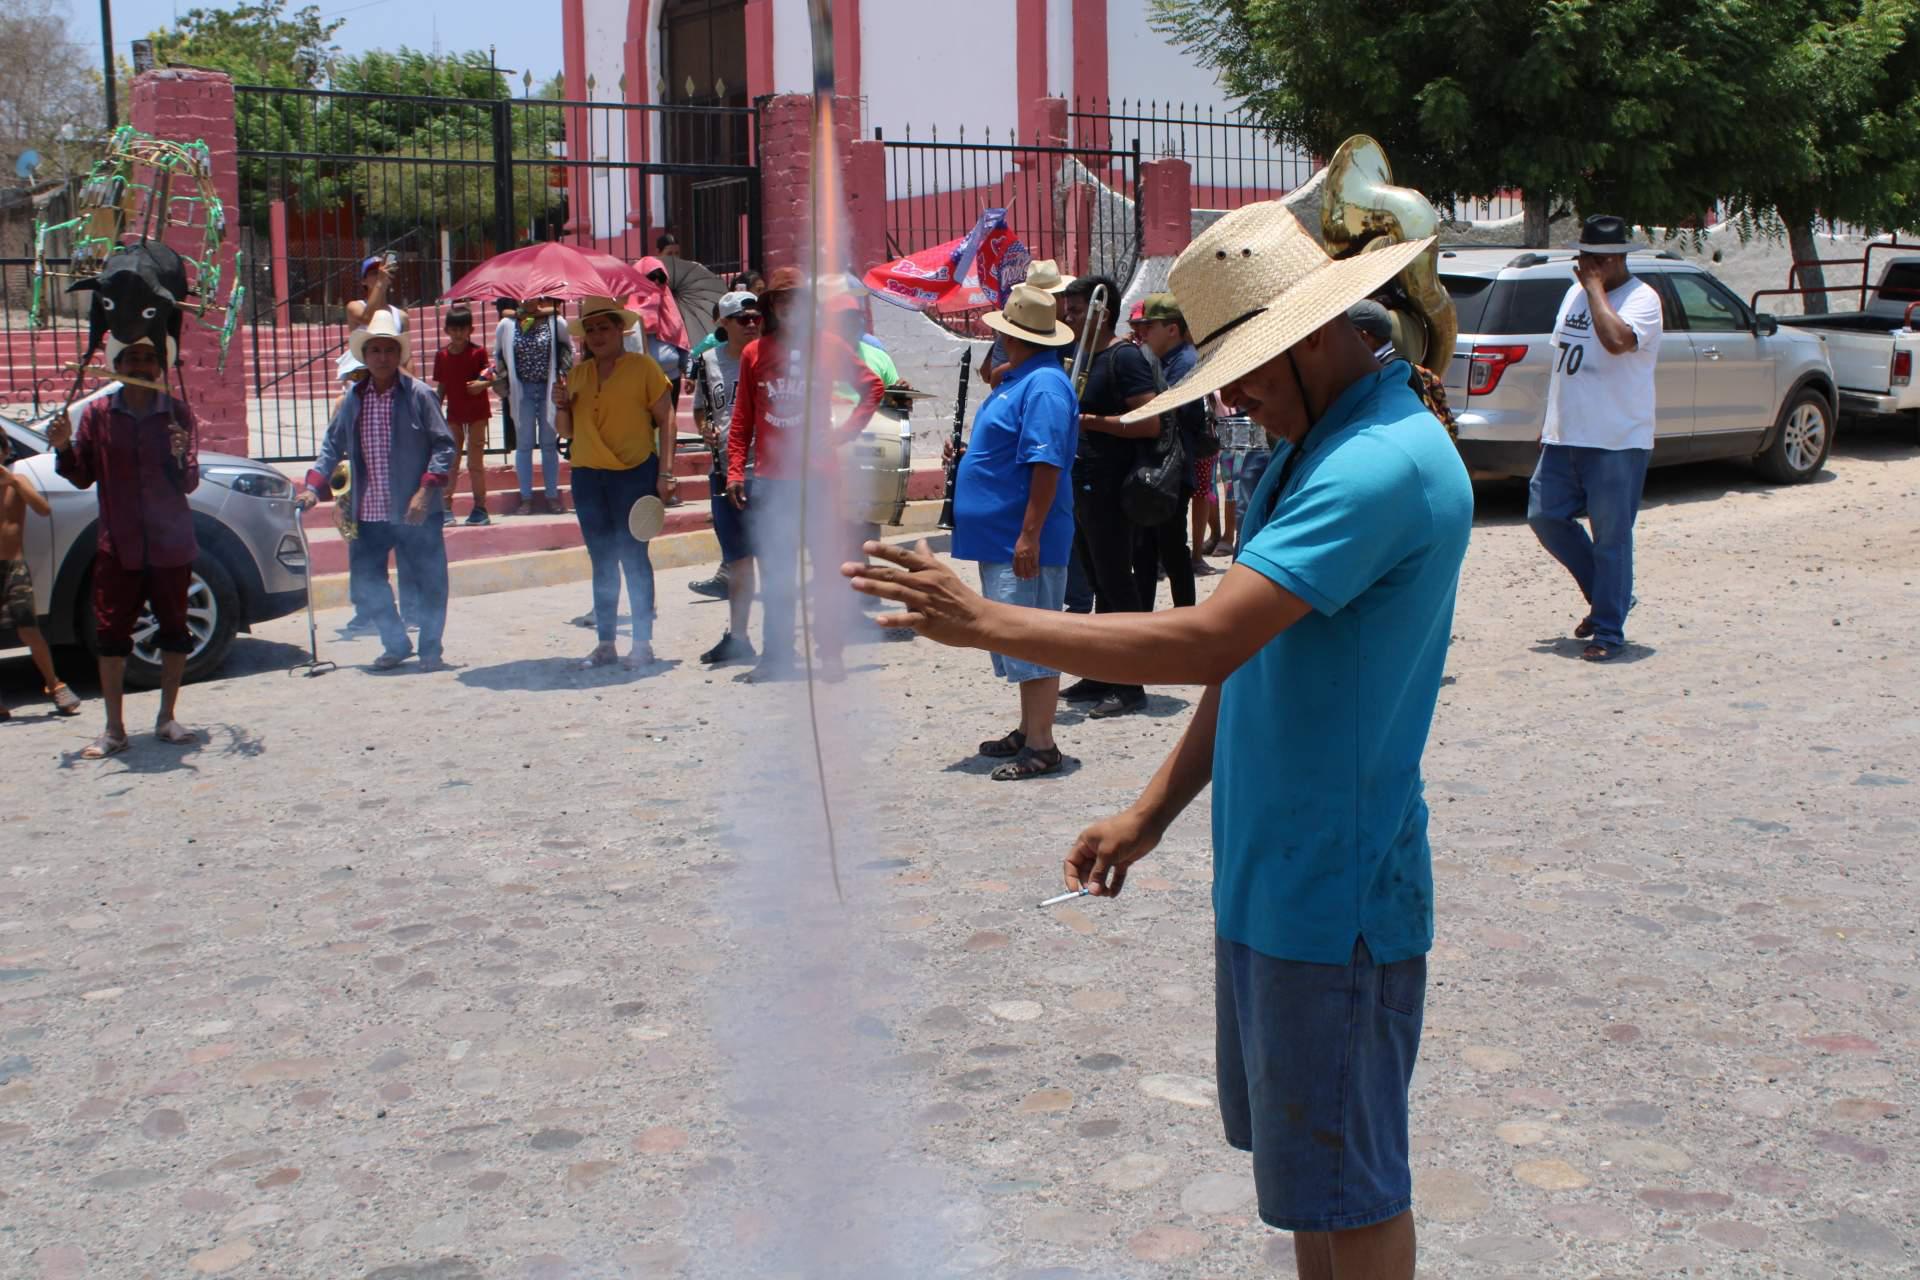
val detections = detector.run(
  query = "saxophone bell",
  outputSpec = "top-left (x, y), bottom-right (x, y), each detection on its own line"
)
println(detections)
top-left (330, 459), bottom-right (357, 540)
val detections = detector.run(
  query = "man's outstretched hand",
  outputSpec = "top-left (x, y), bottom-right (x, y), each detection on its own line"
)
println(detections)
top-left (1064, 808), bottom-right (1161, 898)
top-left (843, 540), bottom-right (992, 648)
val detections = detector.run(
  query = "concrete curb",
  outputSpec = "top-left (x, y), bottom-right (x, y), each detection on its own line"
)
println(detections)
top-left (307, 500), bottom-right (948, 609)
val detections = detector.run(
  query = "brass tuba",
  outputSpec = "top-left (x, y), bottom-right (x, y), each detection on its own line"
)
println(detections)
top-left (330, 459), bottom-right (357, 540)
top-left (1320, 136), bottom-right (1457, 372)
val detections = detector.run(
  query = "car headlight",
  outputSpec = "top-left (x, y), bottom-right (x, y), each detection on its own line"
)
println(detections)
top-left (203, 465), bottom-right (292, 499)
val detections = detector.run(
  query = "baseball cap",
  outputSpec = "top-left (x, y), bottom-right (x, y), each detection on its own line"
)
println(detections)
top-left (360, 255), bottom-right (383, 276)
top-left (1346, 299), bottom-right (1394, 342)
top-left (1140, 293), bottom-right (1185, 325)
top-left (716, 291), bottom-right (760, 319)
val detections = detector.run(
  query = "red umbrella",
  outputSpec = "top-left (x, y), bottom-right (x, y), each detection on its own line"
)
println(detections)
top-left (443, 241), bottom-right (653, 303)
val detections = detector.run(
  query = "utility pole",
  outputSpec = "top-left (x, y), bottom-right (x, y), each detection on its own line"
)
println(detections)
top-left (100, 0), bottom-right (118, 129)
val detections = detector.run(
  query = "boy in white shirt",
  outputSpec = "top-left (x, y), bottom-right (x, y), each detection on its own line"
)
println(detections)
top-left (1528, 215), bottom-right (1664, 661)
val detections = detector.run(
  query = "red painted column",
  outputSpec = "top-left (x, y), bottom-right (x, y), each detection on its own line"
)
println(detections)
top-left (833, 0), bottom-right (862, 107)
top-left (844, 138), bottom-right (886, 277)
top-left (129, 69), bottom-right (250, 458)
top-left (1140, 158), bottom-right (1193, 258)
top-left (1015, 0), bottom-right (1048, 142)
top-left (745, 0), bottom-right (775, 102)
top-left (758, 93), bottom-right (880, 277)
top-left (562, 0), bottom-right (591, 240)
top-left (269, 200), bottom-right (291, 330)
top-left (1072, 0), bottom-right (1110, 150)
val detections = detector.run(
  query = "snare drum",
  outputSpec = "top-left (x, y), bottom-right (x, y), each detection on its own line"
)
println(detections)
top-left (838, 401), bottom-right (913, 526)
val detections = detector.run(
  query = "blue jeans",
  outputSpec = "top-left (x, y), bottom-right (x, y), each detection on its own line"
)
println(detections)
top-left (1217, 936), bottom-right (1425, 1233)
top-left (349, 515), bottom-right (449, 662)
top-left (978, 562), bottom-right (1069, 682)
top-left (571, 460), bottom-right (659, 646)
top-left (1231, 448), bottom-right (1272, 528)
top-left (1064, 540), bottom-right (1093, 614)
top-left (514, 383), bottom-right (560, 503)
top-left (1527, 443), bottom-right (1651, 649)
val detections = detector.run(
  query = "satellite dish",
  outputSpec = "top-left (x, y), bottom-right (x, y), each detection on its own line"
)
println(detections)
top-left (14, 150), bottom-right (40, 180)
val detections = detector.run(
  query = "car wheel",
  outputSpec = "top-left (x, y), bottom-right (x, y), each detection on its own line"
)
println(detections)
top-left (81, 555), bottom-right (241, 689)
top-left (1755, 388), bottom-right (1833, 484)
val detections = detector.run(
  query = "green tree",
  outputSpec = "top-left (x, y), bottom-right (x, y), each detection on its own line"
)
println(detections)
top-left (0, 0), bottom-right (105, 187)
top-left (146, 0), bottom-right (342, 87)
top-left (1150, 0), bottom-right (1864, 247)
top-left (1720, 1), bottom-right (1920, 312)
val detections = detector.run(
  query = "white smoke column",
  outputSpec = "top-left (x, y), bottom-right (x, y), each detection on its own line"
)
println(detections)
top-left (692, 86), bottom-right (964, 1277)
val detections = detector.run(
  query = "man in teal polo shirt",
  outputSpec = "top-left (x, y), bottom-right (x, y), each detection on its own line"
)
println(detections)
top-left (843, 201), bottom-right (1471, 1280)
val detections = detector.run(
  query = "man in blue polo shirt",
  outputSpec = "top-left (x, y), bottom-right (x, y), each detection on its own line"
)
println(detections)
top-left (952, 282), bottom-right (1080, 780)
top-left (844, 201), bottom-right (1471, 1279)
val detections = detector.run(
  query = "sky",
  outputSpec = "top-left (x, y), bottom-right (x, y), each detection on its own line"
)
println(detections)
top-left (63, 0), bottom-right (567, 89)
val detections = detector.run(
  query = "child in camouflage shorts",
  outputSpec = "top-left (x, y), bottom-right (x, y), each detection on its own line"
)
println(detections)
top-left (0, 459), bottom-right (82, 718)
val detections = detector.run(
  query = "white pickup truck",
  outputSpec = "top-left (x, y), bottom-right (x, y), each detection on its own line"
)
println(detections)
top-left (1769, 254), bottom-right (1920, 425)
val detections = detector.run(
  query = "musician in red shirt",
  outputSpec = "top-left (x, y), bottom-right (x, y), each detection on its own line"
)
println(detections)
top-left (725, 271), bottom-right (883, 682)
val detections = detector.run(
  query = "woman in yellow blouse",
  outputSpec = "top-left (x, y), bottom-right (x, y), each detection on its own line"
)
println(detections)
top-left (554, 296), bottom-right (677, 667)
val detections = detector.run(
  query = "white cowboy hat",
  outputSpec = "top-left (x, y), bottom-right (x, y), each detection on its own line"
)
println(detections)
top-left (1120, 202), bottom-right (1433, 423)
top-left (569, 294), bottom-right (643, 339)
top-left (1019, 258), bottom-right (1074, 295)
top-left (347, 310), bottom-right (411, 365)
top-left (981, 282), bottom-right (1075, 348)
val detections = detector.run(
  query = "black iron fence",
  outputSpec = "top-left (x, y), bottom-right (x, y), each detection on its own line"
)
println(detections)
top-left (232, 83), bottom-right (760, 460)
top-left (0, 257), bottom-right (98, 417)
top-left (1068, 98), bottom-right (1527, 222)
top-left (875, 125), bottom-right (1141, 337)
top-left (1069, 98), bottom-right (1313, 211)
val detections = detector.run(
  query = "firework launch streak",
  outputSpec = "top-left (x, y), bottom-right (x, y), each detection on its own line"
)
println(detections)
top-left (805, 0), bottom-right (844, 901)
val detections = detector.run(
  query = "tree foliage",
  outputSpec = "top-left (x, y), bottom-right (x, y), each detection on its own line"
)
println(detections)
top-left (1153, 0), bottom-right (1920, 247)
top-left (0, 0), bottom-right (107, 186)
top-left (146, 0), bottom-right (342, 88)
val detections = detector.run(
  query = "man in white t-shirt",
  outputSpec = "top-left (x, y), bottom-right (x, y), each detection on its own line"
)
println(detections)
top-left (1528, 215), bottom-right (1664, 661)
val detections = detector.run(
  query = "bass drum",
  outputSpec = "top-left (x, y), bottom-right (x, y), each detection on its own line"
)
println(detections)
top-left (841, 401), bottom-right (912, 527)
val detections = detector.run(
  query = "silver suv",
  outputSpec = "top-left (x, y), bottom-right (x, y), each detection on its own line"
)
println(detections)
top-left (1439, 248), bottom-right (1839, 483)
top-left (1, 406), bottom-right (309, 688)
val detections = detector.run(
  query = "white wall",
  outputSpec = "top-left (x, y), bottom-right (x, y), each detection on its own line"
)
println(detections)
top-left (579, 0), bottom-right (637, 239)
top-left (863, 0), bottom-right (1019, 146)
top-left (773, 0), bottom-right (815, 96)
top-left (1104, 0), bottom-right (1232, 111)
top-left (1047, 0), bottom-right (1074, 100)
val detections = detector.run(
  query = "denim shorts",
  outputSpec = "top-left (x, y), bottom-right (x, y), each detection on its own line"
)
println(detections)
top-left (1216, 935), bottom-right (1426, 1233)
top-left (711, 470), bottom-right (752, 563)
top-left (977, 561), bottom-right (1067, 683)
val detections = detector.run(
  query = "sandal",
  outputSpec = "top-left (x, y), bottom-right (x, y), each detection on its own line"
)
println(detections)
top-left (576, 644), bottom-right (619, 670)
top-left (978, 729), bottom-right (1026, 758)
top-left (1574, 616), bottom-right (1596, 640)
top-left (49, 684), bottom-right (81, 716)
top-left (83, 732), bottom-right (129, 759)
top-left (991, 745), bottom-right (1063, 781)
top-left (154, 720), bottom-right (195, 745)
top-left (1581, 643), bottom-right (1618, 662)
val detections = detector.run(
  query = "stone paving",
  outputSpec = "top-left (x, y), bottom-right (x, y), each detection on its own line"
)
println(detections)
top-left (0, 427), bottom-right (1915, 1278)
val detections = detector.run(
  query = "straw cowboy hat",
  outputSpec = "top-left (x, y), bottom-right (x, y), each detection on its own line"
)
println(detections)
top-left (347, 309), bottom-right (411, 365)
top-left (1021, 258), bottom-right (1074, 294)
top-left (1120, 202), bottom-right (1433, 423)
top-left (568, 294), bottom-right (642, 339)
top-left (982, 282), bottom-right (1075, 347)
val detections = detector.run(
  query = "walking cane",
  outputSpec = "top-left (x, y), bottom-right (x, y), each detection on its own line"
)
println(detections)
top-left (286, 511), bottom-right (336, 678)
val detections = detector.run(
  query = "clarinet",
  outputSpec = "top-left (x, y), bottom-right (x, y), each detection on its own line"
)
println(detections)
top-left (937, 348), bottom-right (972, 530)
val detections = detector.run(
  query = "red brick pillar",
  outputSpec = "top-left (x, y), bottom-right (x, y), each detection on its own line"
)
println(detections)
top-left (758, 93), bottom-right (880, 277)
top-left (130, 68), bottom-right (250, 457)
top-left (1141, 157), bottom-right (1195, 259)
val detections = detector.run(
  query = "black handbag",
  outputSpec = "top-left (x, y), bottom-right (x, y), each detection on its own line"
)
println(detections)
top-left (1121, 356), bottom-right (1187, 526)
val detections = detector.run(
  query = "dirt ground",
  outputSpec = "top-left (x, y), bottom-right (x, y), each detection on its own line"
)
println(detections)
top-left (0, 421), bottom-right (1914, 1278)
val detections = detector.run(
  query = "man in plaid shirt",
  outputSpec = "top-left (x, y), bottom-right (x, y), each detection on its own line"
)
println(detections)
top-left (298, 313), bottom-right (457, 670)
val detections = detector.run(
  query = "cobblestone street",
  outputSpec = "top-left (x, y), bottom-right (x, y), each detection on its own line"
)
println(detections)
top-left (1, 428), bottom-right (1915, 1278)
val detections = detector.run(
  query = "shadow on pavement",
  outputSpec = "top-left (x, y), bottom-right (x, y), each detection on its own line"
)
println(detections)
top-left (1530, 636), bottom-right (1659, 664)
top-left (457, 656), bottom-right (686, 691)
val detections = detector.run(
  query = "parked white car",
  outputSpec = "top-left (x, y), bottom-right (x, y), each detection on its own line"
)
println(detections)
top-left (1439, 248), bottom-right (1841, 483)
top-left (1769, 254), bottom-right (1920, 425)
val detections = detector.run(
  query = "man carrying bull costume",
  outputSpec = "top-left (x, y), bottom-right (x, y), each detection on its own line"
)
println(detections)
top-left (296, 312), bottom-right (457, 672)
top-left (48, 337), bottom-right (201, 759)
top-left (846, 202), bottom-right (1472, 1280)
